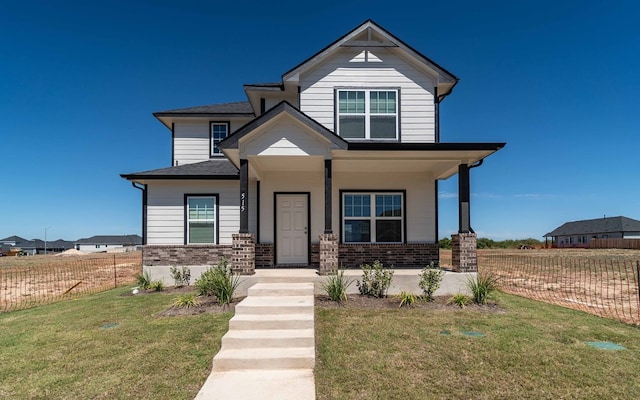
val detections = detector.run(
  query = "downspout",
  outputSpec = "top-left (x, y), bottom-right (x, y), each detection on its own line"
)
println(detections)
top-left (465, 159), bottom-right (484, 234)
top-left (132, 182), bottom-right (147, 245)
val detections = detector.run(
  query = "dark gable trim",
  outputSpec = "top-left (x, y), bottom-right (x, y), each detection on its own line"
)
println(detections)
top-left (184, 194), bottom-right (220, 245)
top-left (338, 189), bottom-right (407, 244)
top-left (273, 192), bottom-right (311, 266)
top-left (347, 142), bottom-right (506, 151)
top-left (209, 121), bottom-right (230, 157)
top-left (171, 122), bottom-right (175, 166)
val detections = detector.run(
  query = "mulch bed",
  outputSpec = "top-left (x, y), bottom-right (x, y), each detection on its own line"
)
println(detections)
top-left (125, 286), bottom-right (504, 316)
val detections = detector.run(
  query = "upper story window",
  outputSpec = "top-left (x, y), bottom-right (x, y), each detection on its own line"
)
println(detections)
top-left (337, 89), bottom-right (398, 140)
top-left (210, 122), bottom-right (229, 156)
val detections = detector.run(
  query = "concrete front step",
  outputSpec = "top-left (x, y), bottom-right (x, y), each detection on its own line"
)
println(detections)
top-left (221, 328), bottom-right (315, 349)
top-left (234, 295), bottom-right (313, 315)
top-left (248, 282), bottom-right (315, 297)
top-left (213, 346), bottom-right (315, 371)
top-left (229, 313), bottom-right (314, 330)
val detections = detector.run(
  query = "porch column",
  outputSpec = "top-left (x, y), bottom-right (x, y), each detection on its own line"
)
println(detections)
top-left (232, 233), bottom-right (255, 275)
top-left (239, 158), bottom-right (248, 233)
top-left (453, 163), bottom-right (477, 272)
top-left (458, 163), bottom-right (471, 233)
top-left (324, 159), bottom-right (332, 233)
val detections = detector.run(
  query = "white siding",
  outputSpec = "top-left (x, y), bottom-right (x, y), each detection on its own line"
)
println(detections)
top-left (241, 118), bottom-right (331, 157)
top-left (146, 180), bottom-right (239, 245)
top-left (299, 48), bottom-right (436, 143)
top-left (173, 121), bottom-right (210, 165)
top-left (173, 118), bottom-right (253, 165)
top-left (333, 172), bottom-right (436, 242)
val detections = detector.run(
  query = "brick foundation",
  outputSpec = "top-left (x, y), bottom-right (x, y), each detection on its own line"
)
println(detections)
top-left (142, 245), bottom-right (232, 266)
top-left (338, 243), bottom-right (439, 269)
top-left (452, 233), bottom-right (477, 272)
top-left (319, 234), bottom-right (339, 275)
top-left (255, 244), bottom-right (274, 268)
top-left (232, 233), bottom-right (255, 275)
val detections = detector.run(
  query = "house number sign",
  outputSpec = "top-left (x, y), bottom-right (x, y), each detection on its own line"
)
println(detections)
top-left (241, 192), bottom-right (246, 213)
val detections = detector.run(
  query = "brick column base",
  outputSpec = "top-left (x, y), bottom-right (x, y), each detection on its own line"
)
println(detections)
top-left (319, 233), bottom-right (339, 275)
top-left (232, 233), bottom-right (255, 275)
top-left (452, 233), bottom-right (477, 273)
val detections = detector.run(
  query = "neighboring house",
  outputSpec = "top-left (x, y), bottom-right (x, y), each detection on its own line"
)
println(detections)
top-left (12, 239), bottom-right (74, 255)
top-left (1, 235), bottom-right (27, 246)
top-left (544, 216), bottom-right (640, 248)
top-left (121, 20), bottom-right (505, 275)
top-left (74, 235), bottom-right (142, 253)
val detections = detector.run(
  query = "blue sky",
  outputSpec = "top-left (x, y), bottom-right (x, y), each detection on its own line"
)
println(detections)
top-left (1, 0), bottom-right (638, 241)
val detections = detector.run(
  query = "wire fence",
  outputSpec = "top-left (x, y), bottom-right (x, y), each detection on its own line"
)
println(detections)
top-left (0, 252), bottom-right (142, 313)
top-left (479, 251), bottom-right (640, 326)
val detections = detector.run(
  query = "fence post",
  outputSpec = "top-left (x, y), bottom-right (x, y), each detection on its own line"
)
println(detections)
top-left (636, 261), bottom-right (640, 312)
top-left (114, 254), bottom-right (117, 288)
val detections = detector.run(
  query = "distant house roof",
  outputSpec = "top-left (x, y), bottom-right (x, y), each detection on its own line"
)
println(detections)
top-left (14, 239), bottom-right (74, 250)
top-left (1, 235), bottom-right (27, 243)
top-left (120, 159), bottom-right (239, 181)
top-left (75, 235), bottom-right (142, 246)
top-left (545, 216), bottom-right (640, 237)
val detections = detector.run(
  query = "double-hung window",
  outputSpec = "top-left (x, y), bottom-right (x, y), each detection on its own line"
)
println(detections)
top-left (337, 89), bottom-right (398, 140)
top-left (186, 195), bottom-right (217, 244)
top-left (210, 122), bottom-right (229, 156)
top-left (343, 192), bottom-right (403, 243)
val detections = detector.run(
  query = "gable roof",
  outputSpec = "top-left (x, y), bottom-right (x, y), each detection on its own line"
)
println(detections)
top-left (1, 235), bottom-right (27, 243)
top-left (75, 235), bottom-right (142, 245)
top-left (218, 101), bottom-right (348, 151)
top-left (120, 159), bottom-right (239, 181)
top-left (545, 216), bottom-right (640, 237)
top-left (13, 239), bottom-right (74, 249)
top-left (282, 19), bottom-right (458, 101)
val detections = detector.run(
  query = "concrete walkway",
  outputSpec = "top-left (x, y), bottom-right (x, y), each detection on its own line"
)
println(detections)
top-left (194, 282), bottom-right (316, 400)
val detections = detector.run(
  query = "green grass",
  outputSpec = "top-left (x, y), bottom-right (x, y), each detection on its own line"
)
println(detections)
top-left (315, 292), bottom-right (640, 399)
top-left (0, 286), bottom-right (231, 399)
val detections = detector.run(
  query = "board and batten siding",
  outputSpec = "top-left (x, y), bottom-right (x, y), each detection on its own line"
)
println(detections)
top-left (173, 118), bottom-right (253, 165)
top-left (333, 172), bottom-right (436, 243)
top-left (299, 48), bottom-right (437, 143)
top-left (146, 180), bottom-right (240, 245)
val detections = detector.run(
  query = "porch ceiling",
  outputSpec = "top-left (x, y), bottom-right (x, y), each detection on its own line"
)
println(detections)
top-left (332, 149), bottom-right (499, 179)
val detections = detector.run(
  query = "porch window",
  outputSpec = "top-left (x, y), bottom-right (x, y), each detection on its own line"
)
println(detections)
top-left (343, 192), bottom-right (403, 243)
top-left (337, 89), bottom-right (398, 140)
top-left (186, 195), bottom-right (217, 244)
top-left (210, 122), bottom-right (229, 156)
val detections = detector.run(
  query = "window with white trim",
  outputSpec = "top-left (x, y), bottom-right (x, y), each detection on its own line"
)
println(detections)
top-left (343, 192), bottom-right (403, 243)
top-left (210, 122), bottom-right (229, 156)
top-left (337, 89), bottom-right (398, 140)
top-left (187, 196), bottom-right (216, 244)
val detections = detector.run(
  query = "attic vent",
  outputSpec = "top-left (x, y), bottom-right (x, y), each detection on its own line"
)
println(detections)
top-left (349, 50), bottom-right (383, 63)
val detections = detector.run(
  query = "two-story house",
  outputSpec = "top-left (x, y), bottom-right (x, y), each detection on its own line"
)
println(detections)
top-left (121, 20), bottom-right (504, 278)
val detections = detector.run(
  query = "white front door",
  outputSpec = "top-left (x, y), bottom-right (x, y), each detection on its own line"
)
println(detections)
top-left (276, 194), bottom-right (308, 265)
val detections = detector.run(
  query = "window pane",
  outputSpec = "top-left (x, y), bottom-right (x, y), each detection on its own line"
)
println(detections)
top-left (344, 220), bottom-right (371, 242)
top-left (189, 222), bottom-right (214, 243)
top-left (344, 195), bottom-right (371, 217)
top-left (370, 116), bottom-right (396, 139)
top-left (370, 91), bottom-right (396, 113)
top-left (339, 91), bottom-right (365, 113)
top-left (376, 220), bottom-right (402, 242)
top-left (188, 197), bottom-right (215, 220)
top-left (211, 123), bottom-right (228, 155)
top-left (340, 116), bottom-right (365, 138)
top-left (375, 194), bottom-right (402, 217)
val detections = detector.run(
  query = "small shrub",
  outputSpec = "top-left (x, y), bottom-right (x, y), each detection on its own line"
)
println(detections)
top-left (418, 262), bottom-right (444, 302)
top-left (357, 260), bottom-right (394, 298)
top-left (150, 280), bottom-right (165, 292)
top-left (448, 293), bottom-right (471, 308)
top-left (169, 266), bottom-right (191, 287)
top-left (322, 268), bottom-right (352, 303)
top-left (467, 272), bottom-right (499, 304)
top-left (135, 271), bottom-right (152, 290)
top-left (397, 290), bottom-right (417, 308)
top-left (172, 293), bottom-right (201, 308)
top-left (195, 259), bottom-right (242, 305)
